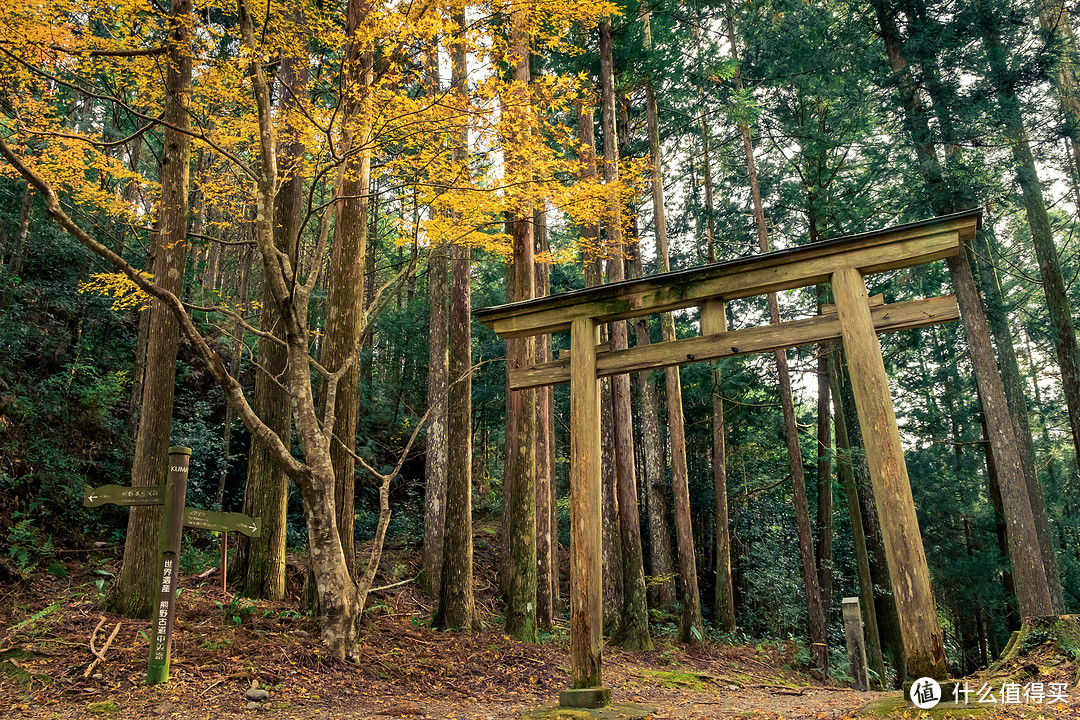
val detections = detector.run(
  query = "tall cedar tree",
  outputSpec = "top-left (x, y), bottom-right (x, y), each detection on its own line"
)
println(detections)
top-left (599, 18), bottom-right (651, 651)
top-left (105, 0), bottom-right (192, 618)
top-left (318, 0), bottom-right (376, 577)
top-left (236, 41), bottom-right (308, 600)
top-left (503, 4), bottom-right (539, 643)
top-left (434, 11), bottom-right (476, 628)
top-left (726, 12), bottom-right (827, 674)
top-left (634, 13), bottom-right (677, 611)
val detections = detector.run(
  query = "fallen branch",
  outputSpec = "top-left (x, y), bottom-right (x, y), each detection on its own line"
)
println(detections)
top-left (84, 617), bottom-right (122, 676)
top-left (745, 683), bottom-right (807, 693)
top-left (370, 575), bottom-right (417, 593)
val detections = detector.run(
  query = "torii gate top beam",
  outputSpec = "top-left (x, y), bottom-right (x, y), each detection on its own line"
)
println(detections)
top-left (474, 209), bottom-right (980, 340)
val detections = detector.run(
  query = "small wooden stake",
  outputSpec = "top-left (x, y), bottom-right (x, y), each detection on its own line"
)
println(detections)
top-left (220, 531), bottom-right (228, 592)
top-left (842, 597), bottom-right (870, 691)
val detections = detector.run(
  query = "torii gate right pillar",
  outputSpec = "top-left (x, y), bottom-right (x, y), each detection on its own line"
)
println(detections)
top-left (832, 267), bottom-right (948, 679)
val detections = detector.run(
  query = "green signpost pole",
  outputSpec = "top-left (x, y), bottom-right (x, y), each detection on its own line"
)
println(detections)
top-left (147, 446), bottom-right (191, 685)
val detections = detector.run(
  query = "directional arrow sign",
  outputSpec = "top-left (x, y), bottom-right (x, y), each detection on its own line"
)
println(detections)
top-left (83, 485), bottom-right (166, 507)
top-left (182, 508), bottom-right (261, 537)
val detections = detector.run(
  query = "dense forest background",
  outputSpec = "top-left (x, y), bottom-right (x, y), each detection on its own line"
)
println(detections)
top-left (1, 0), bottom-right (1079, 691)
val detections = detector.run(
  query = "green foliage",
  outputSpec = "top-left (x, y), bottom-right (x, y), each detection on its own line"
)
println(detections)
top-left (216, 596), bottom-right (257, 626)
top-left (0, 185), bottom-right (134, 560)
top-left (6, 513), bottom-right (53, 577)
top-left (179, 541), bottom-right (220, 575)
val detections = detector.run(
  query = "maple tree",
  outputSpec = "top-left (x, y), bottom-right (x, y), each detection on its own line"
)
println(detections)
top-left (0, 0), bottom-right (618, 655)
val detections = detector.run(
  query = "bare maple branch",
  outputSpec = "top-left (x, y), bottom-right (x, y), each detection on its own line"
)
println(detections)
top-left (0, 132), bottom-right (311, 485)
top-left (49, 44), bottom-right (169, 58)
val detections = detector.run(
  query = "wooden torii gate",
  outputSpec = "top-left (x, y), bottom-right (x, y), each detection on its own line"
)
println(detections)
top-left (475, 210), bottom-right (981, 708)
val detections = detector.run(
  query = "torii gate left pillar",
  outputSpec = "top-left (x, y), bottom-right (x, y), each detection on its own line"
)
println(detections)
top-left (476, 211), bottom-right (981, 706)
top-left (563, 317), bottom-right (606, 705)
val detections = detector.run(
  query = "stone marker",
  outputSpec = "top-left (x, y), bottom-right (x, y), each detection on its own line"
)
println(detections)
top-left (842, 596), bottom-right (870, 691)
top-left (246, 688), bottom-right (270, 702)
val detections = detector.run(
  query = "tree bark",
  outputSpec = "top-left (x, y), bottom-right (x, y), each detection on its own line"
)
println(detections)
top-left (423, 240), bottom-right (449, 600)
top-left (435, 230), bottom-right (475, 630)
top-left (637, 11), bottom-right (678, 615)
top-left (947, 244), bottom-right (1054, 616)
top-left (815, 343), bottom-right (834, 617)
top-left (105, 0), bottom-right (192, 619)
top-left (535, 207), bottom-right (555, 632)
top-left (972, 227), bottom-right (1062, 611)
top-left (431, 11), bottom-right (474, 631)
top-left (318, 0), bottom-right (375, 578)
top-left (420, 47), bottom-right (449, 605)
top-left (979, 9), bottom-right (1079, 601)
top-left (701, 301), bottom-right (736, 633)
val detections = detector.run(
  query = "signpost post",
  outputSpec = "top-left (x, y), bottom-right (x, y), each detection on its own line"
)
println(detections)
top-left (146, 447), bottom-right (190, 685)
top-left (83, 448), bottom-right (261, 685)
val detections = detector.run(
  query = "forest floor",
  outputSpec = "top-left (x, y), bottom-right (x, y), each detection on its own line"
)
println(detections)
top-left (0, 538), bottom-right (1075, 720)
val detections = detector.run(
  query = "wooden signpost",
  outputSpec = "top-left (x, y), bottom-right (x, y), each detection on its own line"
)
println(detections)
top-left (83, 485), bottom-right (165, 506)
top-left (83, 446), bottom-right (261, 684)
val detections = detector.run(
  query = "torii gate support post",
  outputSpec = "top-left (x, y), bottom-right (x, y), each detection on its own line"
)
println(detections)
top-left (832, 267), bottom-right (948, 679)
top-left (559, 317), bottom-right (610, 708)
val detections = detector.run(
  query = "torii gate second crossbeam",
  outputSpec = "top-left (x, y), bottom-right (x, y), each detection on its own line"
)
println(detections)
top-left (475, 210), bottom-right (981, 708)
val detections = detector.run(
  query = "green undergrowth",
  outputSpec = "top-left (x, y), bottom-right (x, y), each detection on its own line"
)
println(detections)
top-left (87, 700), bottom-right (119, 715)
top-left (523, 703), bottom-right (656, 719)
top-left (639, 669), bottom-right (714, 690)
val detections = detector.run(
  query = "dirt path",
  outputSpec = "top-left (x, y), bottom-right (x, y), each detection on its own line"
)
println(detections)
top-left (3, 556), bottom-right (1067, 720)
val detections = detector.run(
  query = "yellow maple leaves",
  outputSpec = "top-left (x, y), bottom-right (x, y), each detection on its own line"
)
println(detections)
top-left (2, 0), bottom-right (629, 318)
top-left (78, 271), bottom-right (153, 311)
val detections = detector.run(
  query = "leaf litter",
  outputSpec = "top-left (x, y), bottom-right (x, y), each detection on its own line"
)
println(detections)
top-left (0, 546), bottom-right (1073, 719)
